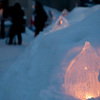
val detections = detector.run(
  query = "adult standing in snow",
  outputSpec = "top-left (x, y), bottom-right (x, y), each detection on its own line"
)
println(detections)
top-left (34, 1), bottom-right (48, 37)
top-left (8, 3), bottom-right (25, 45)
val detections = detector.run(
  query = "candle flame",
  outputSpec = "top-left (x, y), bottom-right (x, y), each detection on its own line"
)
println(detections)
top-left (86, 95), bottom-right (93, 99)
top-left (60, 20), bottom-right (63, 24)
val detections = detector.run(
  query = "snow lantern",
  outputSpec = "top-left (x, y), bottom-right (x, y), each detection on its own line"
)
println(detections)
top-left (62, 9), bottom-right (68, 17)
top-left (64, 42), bottom-right (100, 100)
top-left (53, 15), bottom-right (69, 31)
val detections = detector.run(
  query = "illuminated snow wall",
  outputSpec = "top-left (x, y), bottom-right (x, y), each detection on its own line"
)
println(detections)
top-left (65, 42), bottom-right (100, 100)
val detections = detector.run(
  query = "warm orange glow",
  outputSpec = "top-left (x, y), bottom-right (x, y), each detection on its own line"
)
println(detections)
top-left (86, 95), bottom-right (93, 99)
top-left (84, 67), bottom-right (88, 70)
top-left (64, 42), bottom-right (100, 100)
top-left (60, 20), bottom-right (63, 24)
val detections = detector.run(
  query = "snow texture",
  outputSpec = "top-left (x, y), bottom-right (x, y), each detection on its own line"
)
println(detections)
top-left (0, 5), bottom-right (100, 100)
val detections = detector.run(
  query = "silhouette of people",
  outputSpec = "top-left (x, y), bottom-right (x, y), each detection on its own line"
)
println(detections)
top-left (8, 3), bottom-right (25, 45)
top-left (34, 1), bottom-right (47, 37)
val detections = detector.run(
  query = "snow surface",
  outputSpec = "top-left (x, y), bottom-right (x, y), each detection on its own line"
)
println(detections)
top-left (0, 27), bottom-right (34, 77)
top-left (0, 5), bottom-right (100, 100)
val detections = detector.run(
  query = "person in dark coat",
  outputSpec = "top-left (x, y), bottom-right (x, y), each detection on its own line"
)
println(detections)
top-left (8, 3), bottom-right (25, 45)
top-left (34, 1), bottom-right (48, 37)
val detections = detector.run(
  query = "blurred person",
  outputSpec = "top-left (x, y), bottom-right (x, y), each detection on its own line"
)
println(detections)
top-left (34, 1), bottom-right (48, 37)
top-left (8, 3), bottom-right (25, 45)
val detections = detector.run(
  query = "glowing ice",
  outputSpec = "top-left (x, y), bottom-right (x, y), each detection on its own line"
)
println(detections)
top-left (53, 15), bottom-right (69, 31)
top-left (65, 42), bottom-right (100, 100)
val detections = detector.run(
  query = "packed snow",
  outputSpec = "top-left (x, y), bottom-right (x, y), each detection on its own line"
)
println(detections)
top-left (0, 4), bottom-right (100, 100)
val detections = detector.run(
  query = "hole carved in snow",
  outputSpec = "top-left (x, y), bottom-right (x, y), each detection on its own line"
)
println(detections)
top-left (64, 42), bottom-right (100, 100)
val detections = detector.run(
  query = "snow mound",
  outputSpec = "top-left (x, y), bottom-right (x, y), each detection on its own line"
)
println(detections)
top-left (0, 5), bottom-right (100, 100)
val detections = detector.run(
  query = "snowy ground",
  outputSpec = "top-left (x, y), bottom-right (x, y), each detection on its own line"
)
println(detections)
top-left (0, 27), bottom-right (34, 77)
top-left (0, 5), bottom-right (100, 100)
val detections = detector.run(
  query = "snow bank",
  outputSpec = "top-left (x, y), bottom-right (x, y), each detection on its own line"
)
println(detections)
top-left (0, 5), bottom-right (100, 100)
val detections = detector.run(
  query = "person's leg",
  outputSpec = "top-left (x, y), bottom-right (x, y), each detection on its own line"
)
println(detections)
top-left (8, 25), bottom-right (15, 44)
top-left (8, 32), bottom-right (14, 44)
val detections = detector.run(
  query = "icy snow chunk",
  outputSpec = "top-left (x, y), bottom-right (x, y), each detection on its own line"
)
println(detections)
top-left (62, 9), bottom-right (68, 17)
top-left (64, 42), bottom-right (100, 100)
top-left (53, 15), bottom-right (69, 31)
